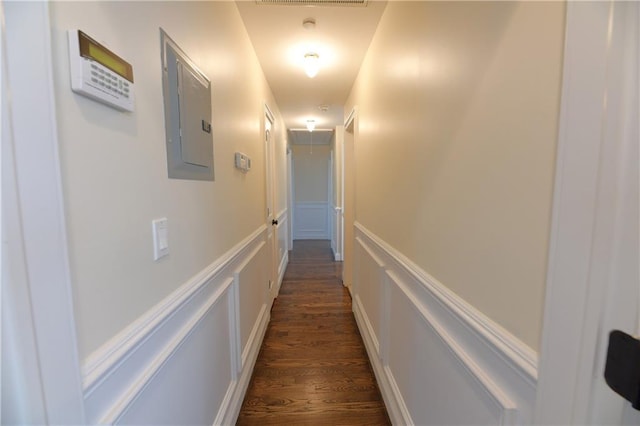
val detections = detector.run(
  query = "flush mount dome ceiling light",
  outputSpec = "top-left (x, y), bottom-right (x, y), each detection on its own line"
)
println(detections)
top-left (302, 18), bottom-right (316, 30)
top-left (304, 53), bottom-right (320, 78)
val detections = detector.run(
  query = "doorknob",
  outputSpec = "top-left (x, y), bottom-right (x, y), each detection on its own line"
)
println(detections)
top-left (272, 219), bottom-right (279, 226)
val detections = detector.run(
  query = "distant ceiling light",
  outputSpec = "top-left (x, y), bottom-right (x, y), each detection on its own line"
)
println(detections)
top-left (318, 104), bottom-right (329, 112)
top-left (306, 120), bottom-right (316, 132)
top-left (304, 53), bottom-right (320, 78)
top-left (302, 18), bottom-right (316, 30)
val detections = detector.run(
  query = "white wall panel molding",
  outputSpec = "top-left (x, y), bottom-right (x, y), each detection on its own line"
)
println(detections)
top-left (233, 240), bottom-right (268, 360)
top-left (98, 277), bottom-right (235, 424)
top-left (217, 302), bottom-right (270, 426)
top-left (294, 202), bottom-right (329, 239)
top-left (353, 221), bottom-right (539, 424)
top-left (82, 225), bottom-right (266, 391)
top-left (353, 296), bottom-right (380, 357)
top-left (332, 205), bottom-right (343, 261)
top-left (354, 236), bottom-right (386, 357)
top-left (354, 222), bottom-right (537, 380)
top-left (390, 271), bottom-right (518, 425)
top-left (240, 304), bottom-right (268, 368)
top-left (81, 225), bottom-right (268, 424)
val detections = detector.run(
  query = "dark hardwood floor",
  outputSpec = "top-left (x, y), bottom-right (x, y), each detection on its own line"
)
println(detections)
top-left (236, 240), bottom-right (390, 425)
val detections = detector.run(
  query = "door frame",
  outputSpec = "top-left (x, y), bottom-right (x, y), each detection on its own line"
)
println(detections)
top-left (342, 108), bottom-right (356, 293)
top-left (2, 1), bottom-right (85, 422)
top-left (328, 148), bottom-right (334, 253)
top-left (535, 1), bottom-right (639, 423)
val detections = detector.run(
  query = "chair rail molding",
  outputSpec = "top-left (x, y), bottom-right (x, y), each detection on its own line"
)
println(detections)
top-left (81, 225), bottom-right (270, 424)
top-left (353, 221), bottom-right (538, 425)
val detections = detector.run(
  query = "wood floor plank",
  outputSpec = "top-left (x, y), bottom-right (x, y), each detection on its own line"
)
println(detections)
top-left (236, 240), bottom-right (390, 425)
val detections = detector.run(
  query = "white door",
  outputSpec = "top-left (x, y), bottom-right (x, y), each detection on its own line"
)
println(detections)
top-left (264, 106), bottom-right (277, 300)
top-left (535, 1), bottom-right (639, 423)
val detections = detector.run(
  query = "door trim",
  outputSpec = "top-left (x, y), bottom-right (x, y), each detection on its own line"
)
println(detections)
top-left (535, 1), bottom-right (639, 423)
top-left (263, 103), bottom-right (277, 300)
top-left (3, 1), bottom-right (85, 422)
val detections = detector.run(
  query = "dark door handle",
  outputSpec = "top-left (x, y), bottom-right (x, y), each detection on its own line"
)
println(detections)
top-left (604, 330), bottom-right (640, 410)
top-left (272, 219), bottom-right (279, 226)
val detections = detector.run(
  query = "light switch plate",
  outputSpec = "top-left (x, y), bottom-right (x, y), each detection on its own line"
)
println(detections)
top-left (152, 218), bottom-right (169, 260)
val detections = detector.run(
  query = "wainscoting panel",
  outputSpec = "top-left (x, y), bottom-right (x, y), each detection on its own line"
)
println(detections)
top-left (81, 225), bottom-right (275, 425)
top-left (116, 287), bottom-right (233, 425)
top-left (354, 237), bottom-right (384, 357)
top-left (331, 205), bottom-right (343, 261)
top-left (234, 241), bottom-right (268, 366)
top-left (294, 202), bottom-right (329, 239)
top-left (353, 222), bottom-right (537, 425)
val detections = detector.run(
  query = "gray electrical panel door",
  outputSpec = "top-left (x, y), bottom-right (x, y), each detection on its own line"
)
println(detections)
top-left (177, 61), bottom-right (211, 167)
top-left (161, 29), bottom-right (214, 181)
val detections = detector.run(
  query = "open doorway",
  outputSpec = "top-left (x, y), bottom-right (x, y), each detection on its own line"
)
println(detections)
top-left (289, 130), bottom-right (334, 241)
top-left (342, 109), bottom-right (356, 294)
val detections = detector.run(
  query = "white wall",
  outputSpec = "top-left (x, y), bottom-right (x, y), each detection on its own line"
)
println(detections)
top-left (345, 2), bottom-right (565, 424)
top-left (49, 0), bottom-right (284, 360)
top-left (345, 0), bottom-right (564, 352)
top-left (292, 144), bottom-right (330, 203)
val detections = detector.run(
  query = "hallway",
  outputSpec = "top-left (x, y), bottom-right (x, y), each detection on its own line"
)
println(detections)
top-left (237, 240), bottom-right (390, 425)
top-left (4, 2), bottom-right (638, 424)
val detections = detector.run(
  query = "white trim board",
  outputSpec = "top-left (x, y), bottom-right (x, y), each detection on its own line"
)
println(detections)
top-left (353, 222), bottom-right (538, 424)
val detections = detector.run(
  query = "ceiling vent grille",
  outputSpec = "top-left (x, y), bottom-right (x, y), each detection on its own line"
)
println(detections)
top-left (256, 0), bottom-right (367, 6)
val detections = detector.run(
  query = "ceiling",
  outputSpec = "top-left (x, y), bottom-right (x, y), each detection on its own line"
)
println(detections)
top-left (236, 0), bottom-right (387, 133)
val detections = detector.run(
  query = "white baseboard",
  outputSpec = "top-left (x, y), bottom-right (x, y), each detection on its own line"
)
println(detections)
top-left (81, 226), bottom-right (271, 424)
top-left (353, 222), bottom-right (538, 425)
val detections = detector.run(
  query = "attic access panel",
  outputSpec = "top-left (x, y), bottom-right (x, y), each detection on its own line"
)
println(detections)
top-left (161, 29), bottom-right (214, 181)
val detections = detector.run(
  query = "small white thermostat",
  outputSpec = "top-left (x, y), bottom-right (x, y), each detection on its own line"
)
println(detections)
top-left (235, 152), bottom-right (251, 172)
top-left (68, 29), bottom-right (135, 112)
